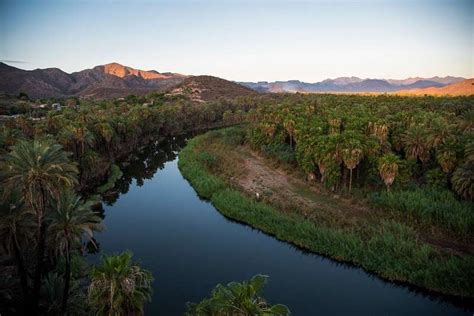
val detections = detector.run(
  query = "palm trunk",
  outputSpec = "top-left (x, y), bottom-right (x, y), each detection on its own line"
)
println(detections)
top-left (32, 214), bottom-right (46, 314)
top-left (61, 241), bottom-right (71, 313)
top-left (12, 233), bottom-right (30, 312)
top-left (32, 188), bottom-right (47, 314)
top-left (349, 169), bottom-right (353, 193)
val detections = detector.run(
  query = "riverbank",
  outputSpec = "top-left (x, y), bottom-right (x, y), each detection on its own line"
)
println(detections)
top-left (178, 127), bottom-right (474, 299)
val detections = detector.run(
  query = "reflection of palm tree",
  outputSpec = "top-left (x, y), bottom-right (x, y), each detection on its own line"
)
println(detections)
top-left (186, 274), bottom-right (290, 315)
top-left (48, 190), bottom-right (103, 313)
top-left (102, 136), bottom-right (185, 206)
top-left (89, 252), bottom-right (153, 315)
top-left (0, 139), bottom-right (78, 313)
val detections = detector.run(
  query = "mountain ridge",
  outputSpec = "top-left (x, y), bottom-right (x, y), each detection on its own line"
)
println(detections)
top-left (396, 79), bottom-right (474, 96)
top-left (0, 62), bottom-right (187, 99)
top-left (240, 76), bottom-right (465, 93)
top-left (0, 62), bottom-right (469, 98)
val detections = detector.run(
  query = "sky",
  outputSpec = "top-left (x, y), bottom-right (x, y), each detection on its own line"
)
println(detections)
top-left (0, 0), bottom-right (472, 82)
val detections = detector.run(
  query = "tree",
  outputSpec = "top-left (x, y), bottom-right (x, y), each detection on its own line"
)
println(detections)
top-left (436, 147), bottom-right (457, 173)
top-left (452, 163), bottom-right (474, 200)
top-left (0, 196), bottom-right (35, 310)
top-left (451, 142), bottom-right (473, 200)
top-left (378, 153), bottom-right (401, 192)
top-left (185, 275), bottom-right (290, 316)
top-left (48, 190), bottom-right (103, 313)
top-left (341, 132), bottom-right (364, 193)
top-left (88, 252), bottom-right (153, 315)
top-left (402, 125), bottom-right (431, 163)
top-left (0, 138), bottom-right (78, 313)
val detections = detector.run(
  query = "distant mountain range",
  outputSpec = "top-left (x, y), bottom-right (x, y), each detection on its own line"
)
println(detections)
top-left (0, 62), bottom-right (186, 99)
top-left (239, 76), bottom-right (466, 93)
top-left (0, 62), bottom-right (470, 99)
top-left (397, 79), bottom-right (474, 96)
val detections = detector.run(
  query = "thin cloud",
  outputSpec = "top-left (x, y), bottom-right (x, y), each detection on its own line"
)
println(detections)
top-left (0, 60), bottom-right (28, 64)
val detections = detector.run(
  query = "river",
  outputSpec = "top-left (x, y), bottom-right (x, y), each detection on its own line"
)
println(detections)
top-left (92, 137), bottom-right (471, 315)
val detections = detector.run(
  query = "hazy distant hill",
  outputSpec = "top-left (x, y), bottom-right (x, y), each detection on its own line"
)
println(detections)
top-left (166, 75), bottom-right (257, 102)
top-left (396, 79), bottom-right (474, 96)
top-left (240, 76), bottom-right (465, 93)
top-left (0, 62), bottom-right (186, 99)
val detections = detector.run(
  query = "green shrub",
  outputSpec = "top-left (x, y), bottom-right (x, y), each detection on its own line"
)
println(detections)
top-left (261, 143), bottom-right (295, 164)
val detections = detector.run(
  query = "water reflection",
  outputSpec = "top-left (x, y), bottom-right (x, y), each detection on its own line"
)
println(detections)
top-left (102, 136), bottom-right (188, 205)
top-left (94, 136), bottom-right (472, 315)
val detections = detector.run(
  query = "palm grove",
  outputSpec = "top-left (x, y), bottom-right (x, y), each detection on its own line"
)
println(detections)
top-left (1, 91), bottom-right (473, 314)
top-left (0, 93), bottom-right (272, 315)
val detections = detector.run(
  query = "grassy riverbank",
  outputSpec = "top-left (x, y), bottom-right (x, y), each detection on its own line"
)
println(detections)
top-left (178, 127), bottom-right (474, 299)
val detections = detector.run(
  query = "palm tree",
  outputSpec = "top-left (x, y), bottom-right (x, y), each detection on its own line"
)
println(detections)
top-left (341, 132), bottom-right (364, 193)
top-left (452, 163), bottom-right (473, 200)
top-left (450, 142), bottom-right (473, 200)
top-left (0, 196), bottom-right (35, 309)
top-left (185, 274), bottom-right (290, 316)
top-left (96, 122), bottom-right (114, 156)
top-left (368, 121), bottom-right (389, 142)
top-left (283, 116), bottom-right (296, 148)
top-left (88, 252), bottom-right (153, 315)
top-left (72, 124), bottom-right (95, 158)
top-left (436, 148), bottom-right (457, 173)
top-left (48, 190), bottom-right (103, 313)
top-left (378, 153), bottom-right (401, 192)
top-left (402, 125), bottom-right (431, 163)
top-left (0, 138), bottom-right (78, 313)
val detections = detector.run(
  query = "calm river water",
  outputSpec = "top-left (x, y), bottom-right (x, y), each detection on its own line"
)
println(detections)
top-left (92, 137), bottom-right (472, 315)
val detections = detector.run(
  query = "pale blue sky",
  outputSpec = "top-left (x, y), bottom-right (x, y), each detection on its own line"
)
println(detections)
top-left (0, 0), bottom-right (472, 81)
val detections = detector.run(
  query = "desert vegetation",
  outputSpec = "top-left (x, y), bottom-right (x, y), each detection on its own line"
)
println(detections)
top-left (178, 94), bottom-right (474, 298)
top-left (1, 91), bottom-right (473, 313)
top-left (0, 92), bottom-right (260, 314)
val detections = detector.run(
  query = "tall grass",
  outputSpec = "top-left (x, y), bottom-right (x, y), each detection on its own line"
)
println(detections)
top-left (178, 129), bottom-right (474, 298)
top-left (371, 188), bottom-right (474, 235)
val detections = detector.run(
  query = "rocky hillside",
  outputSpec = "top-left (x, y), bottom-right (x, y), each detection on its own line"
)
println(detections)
top-left (0, 62), bottom-right (186, 99)
top-left (166, 75), bottom-right (257, 102)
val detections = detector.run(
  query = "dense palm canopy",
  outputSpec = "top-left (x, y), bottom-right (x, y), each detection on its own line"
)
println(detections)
top-left (88, 252), bottom-right (153, 315)
top-left (0, 138), bottom-right (79, 313)
top-left (0, 91), bottom-right (472, 313)
top-left (248, 94), bottom-right (473, 199)
top-left (185, 274), bottom-right (290, 316)
top-left (0, 92), bottom-right (257, 313)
